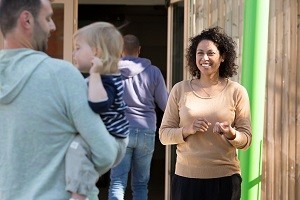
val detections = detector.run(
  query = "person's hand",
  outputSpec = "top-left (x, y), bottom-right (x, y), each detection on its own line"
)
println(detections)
top-left (213, 121), bottom-right (236, 140)
top-left (89, 57), bottom-right (103, 74)
top-left (183, 118), bottom-right (211, 138)
top-left (70, 192), bottom-right (87, 200)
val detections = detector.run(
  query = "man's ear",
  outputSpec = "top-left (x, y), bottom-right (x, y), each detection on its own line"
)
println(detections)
top-left (19, 11), bottom-right (33, 29)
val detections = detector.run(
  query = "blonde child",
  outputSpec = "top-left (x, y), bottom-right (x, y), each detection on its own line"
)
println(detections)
top-left (65, 22), bottom-right (129, 200)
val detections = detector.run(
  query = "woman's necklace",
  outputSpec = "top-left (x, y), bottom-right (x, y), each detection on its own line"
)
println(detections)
top-left (199, 79), bottom-right (221, 97)
top-left (198, 82), bottom-right (212, 97)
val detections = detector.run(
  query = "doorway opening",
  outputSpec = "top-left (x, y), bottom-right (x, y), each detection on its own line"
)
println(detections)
top-left (78, 4), bottom-right (168, 199)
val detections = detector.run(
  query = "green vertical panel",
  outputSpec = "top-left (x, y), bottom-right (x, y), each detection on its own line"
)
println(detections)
top-left (239, 0), bottom-right (270, 200)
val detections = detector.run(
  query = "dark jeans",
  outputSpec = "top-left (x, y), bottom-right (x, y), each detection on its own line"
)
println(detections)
top-left (171, 174), bottom-right (242, 200)
top-left (109, 128), bottom-right (155, 200)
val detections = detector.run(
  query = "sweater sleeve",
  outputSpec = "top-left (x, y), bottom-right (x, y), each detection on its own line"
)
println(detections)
top-left (159, 82), bottom-right (185, 145)
top-left (55, 61), bottom-right (120, 175)
top-left (88, 78), bottom-right (116, 114)
top-left (228, 85), bottom-right (252, 150)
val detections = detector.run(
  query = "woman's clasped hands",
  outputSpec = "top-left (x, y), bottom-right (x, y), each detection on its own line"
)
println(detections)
top-left (213, 121), bottom-right (236, 140)
top-left (183, 119), bottom-right (236, 140)
top-left (183, 118), bottom-right (211, 138)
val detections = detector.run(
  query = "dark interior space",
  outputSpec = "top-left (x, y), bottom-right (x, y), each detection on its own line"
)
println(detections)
top-left (78, 4), bottom-right (168, 199)
top-left (78, 5), bottom-right (168, 78)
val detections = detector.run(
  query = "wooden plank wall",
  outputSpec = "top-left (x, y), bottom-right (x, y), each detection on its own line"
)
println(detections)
top-left (191, 0), bottom-right (300, 199)
top-left (263, 0), bottom-right (300, 199)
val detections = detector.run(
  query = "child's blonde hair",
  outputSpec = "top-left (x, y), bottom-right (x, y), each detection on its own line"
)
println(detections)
top-left (73, 22), bottom-right (123, 74)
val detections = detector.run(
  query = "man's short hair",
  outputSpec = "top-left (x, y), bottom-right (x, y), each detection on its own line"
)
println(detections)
top-left (0, 0), bottom-right (42, 37)
top-left (123, 34), bottom-right (140, 55)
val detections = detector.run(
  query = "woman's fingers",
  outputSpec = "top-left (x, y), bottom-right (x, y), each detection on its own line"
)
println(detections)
top-left (194, 118), bottom-right (211, 132)
top-left (213, 122), bottom-right (223, 134)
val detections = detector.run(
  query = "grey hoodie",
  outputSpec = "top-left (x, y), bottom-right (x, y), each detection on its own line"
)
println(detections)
top-left (0, 48), bottom-right (119, 200)
top-left (119, 56), bottom-right (168, 131)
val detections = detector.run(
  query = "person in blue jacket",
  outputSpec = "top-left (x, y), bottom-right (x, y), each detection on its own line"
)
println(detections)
top-left (108, 34), bottom-right (169, 200)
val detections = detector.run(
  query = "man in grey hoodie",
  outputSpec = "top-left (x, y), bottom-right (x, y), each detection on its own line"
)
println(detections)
top-left (108, 34), bottom-right (168, 200)
top-left (0, 1), bottom-right (122, 199)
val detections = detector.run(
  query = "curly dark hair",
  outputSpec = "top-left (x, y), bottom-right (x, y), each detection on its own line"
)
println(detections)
top-left (186, 26), bottom-right (238, 79)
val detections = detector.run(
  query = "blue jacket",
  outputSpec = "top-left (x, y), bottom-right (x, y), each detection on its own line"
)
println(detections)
top-left (119, 56), bottom-right (168, 131)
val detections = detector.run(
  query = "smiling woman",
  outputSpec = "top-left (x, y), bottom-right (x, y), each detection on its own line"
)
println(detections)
top-left (159, 26), bottom-right (252, 200)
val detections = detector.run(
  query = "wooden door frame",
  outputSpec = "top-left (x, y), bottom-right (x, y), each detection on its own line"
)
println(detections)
top-left (165, 0), bottom-right (190, 199)
top-left (53, 0), bottom-right (77, 62)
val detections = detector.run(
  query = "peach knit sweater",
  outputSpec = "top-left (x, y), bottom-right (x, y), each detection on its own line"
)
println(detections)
top-left (159, 79), bottom-right (252, 178)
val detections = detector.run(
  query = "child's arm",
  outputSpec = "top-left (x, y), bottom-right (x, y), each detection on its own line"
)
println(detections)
top-left (88, 57), bottom-right (116, 114)
top-left (88, 79), bottom-right (116, 113)
top-left (88, 57), bottom-right (108, 102)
